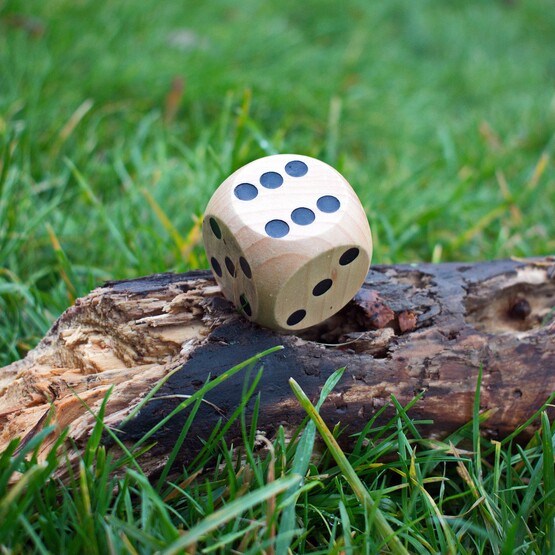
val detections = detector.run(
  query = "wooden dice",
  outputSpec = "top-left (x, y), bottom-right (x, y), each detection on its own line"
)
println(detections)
top-left (202, 154), bottom-right (372, 331)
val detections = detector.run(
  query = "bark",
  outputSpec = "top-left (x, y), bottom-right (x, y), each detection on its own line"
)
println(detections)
top-left (1, 258), bottom-right (554, 477)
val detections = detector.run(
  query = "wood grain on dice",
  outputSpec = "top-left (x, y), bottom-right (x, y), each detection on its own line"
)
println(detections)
top-left (202, 154), bottom-right (372, 331)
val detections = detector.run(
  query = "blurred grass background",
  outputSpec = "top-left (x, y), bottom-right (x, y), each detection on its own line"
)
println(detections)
top-left (2, 3), bottom-right (555, 553)
top-left (1, 0), bottom-right (554, 364)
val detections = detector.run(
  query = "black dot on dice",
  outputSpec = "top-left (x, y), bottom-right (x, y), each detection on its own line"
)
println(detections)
top-left (339, 248), bottom-right (360, 266)
top-left (285, 160), bottom-right (308, 177)
top-left (234, 183), bottom-right (258, 201)
top-left (239, 294), bottom-right (252, 317)
top-left (287, 309), bottom-right (306, 326)
top-left (291, 207), bottom-right (315, 226)
top-left (210, 257), bottom-right (222, 277)
top-left (239, 256), bottom-right (252, 279)
top-left (312, 278), bottom-right (333, 296)
top-left (317, 195), bottom-right (340, 213)
top-left (265, 219), bottom-right (289, 238)
top-left (209, 217), bottom-right (222, 239)
top-left (225, 256), bottom-right (236, 276)
top-left (260, 171), bottom-right (283, 189)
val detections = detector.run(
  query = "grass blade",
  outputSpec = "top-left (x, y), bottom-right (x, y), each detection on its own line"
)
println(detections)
top-left (161, 474), bottom-right (301, 554)
top-left (276, 367), bottom-right (346, 555)
top-left (131, 345), bottom-right (283, 450)
top-left (289, 377), bottom-right (409, 555)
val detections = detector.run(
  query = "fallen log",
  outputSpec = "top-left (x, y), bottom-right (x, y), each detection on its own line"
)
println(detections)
top-left (1, 257), bottom-right (554, 476)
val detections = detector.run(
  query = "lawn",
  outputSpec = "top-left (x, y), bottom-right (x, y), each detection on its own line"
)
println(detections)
top-left (1, 0), bottom-right (554, 552)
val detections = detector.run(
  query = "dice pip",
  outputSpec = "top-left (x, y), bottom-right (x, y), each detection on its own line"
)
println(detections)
top-left (202, 154), bottom-right (372, 331)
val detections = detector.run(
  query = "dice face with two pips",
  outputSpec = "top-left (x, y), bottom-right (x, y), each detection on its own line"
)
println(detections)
top-left (202, 154), bottom-right (372, 331)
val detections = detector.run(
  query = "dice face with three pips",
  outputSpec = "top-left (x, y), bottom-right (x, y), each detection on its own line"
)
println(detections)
top-left (202, 154), bottom-right (372, 331)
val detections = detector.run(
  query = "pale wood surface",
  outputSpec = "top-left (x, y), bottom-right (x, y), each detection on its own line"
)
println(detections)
top-left (0, 258), bottom-right (554, 479)
top-left (203, 154), bottom-right (372, 330)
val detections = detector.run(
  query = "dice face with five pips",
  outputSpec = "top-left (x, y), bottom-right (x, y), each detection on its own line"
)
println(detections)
top-left (202, 154), bottom-right (372, 331)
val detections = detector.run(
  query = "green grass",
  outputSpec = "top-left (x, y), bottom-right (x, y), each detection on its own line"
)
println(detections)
top-left (1, 0), bottom-right (554, 363)
top-left (1, 0), bottom-right (555, 552)
top-left (1, 361), bottom-right (554, 554)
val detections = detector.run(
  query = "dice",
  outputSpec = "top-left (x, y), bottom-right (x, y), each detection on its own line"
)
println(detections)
top-left (202, 154), bottom-right (372, 331)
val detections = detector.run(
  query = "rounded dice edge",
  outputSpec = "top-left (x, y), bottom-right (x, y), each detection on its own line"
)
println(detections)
top-left (202, 153), bottom-right (373, 332)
